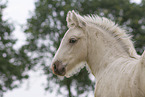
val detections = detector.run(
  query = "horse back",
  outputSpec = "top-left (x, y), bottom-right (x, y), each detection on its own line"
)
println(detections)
top-left (141, 51), bottom-right (145, 65)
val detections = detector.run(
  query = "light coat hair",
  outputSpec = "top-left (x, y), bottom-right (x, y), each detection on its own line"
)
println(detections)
top-left (52, 10), bottom-right (145, 97)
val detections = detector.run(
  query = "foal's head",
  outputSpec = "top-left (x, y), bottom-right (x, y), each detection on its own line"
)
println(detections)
top-left (51, 11), bottom-right (88, 77)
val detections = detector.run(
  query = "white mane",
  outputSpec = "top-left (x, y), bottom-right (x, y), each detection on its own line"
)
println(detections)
top-left (74, 13), bottom-right (139, 58)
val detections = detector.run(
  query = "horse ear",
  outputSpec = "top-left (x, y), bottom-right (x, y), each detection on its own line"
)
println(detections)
top-left (66, 11), bottom-right (73, 28)
top-left (66, 10), bottom-right (86, 28)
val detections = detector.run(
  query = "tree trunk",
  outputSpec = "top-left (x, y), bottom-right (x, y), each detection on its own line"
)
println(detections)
top-left (66, 80), bottom-right (72, 97)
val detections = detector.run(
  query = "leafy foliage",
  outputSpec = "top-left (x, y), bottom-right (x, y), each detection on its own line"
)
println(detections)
top-left (24, 0), bottom-right (145, 97)
top-left (0, 1), bottom-right (33, 97)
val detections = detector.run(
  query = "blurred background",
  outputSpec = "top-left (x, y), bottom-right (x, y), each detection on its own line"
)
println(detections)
top-left (0, 0), bottom-right (145, 97)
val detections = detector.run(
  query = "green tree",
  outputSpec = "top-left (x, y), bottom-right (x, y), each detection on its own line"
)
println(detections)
top-left (24, 0), bottom-right (145, 97)
top-left (0, 1), bottom-right (33, 96)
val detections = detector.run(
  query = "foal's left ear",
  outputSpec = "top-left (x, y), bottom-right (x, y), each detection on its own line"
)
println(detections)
top-left (66, 10), bottom-right (86, 28)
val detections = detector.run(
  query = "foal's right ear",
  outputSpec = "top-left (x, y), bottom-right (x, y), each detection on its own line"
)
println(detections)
top-left (66, 10), bottom-right (86, 28)
top-left (66, 11), bottom-right (74, 28)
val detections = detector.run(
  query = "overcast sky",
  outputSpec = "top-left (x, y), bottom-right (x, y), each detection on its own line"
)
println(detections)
top-left (3, 0), bottom-right (141, 97)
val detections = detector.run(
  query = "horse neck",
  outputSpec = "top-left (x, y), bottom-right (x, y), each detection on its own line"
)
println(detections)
top-left (85, 26), bottom-right (138, 78)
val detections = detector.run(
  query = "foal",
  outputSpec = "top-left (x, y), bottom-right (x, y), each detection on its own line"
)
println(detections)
top-left (51, 10), bottom-right (145, 97)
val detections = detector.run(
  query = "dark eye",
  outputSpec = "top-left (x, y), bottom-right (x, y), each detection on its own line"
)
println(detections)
top-left (69, 38), bottom-right (77, 43)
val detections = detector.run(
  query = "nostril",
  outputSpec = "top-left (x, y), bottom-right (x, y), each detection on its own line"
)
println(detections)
top-left (54, 64), bottom-right (57, 71)
top-left (62, 67), bottom-right (65, 71)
